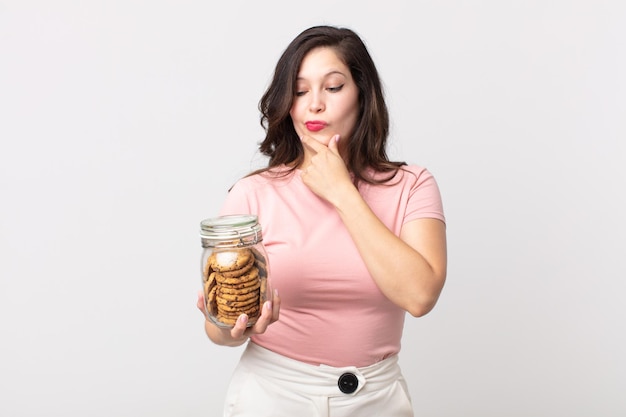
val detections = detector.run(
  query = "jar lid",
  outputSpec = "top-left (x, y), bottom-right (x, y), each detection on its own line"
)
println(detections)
top-left (200, 214), bottom-right (262, 247)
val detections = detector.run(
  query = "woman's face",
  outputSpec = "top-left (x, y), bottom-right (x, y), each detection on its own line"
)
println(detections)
top-left (290, 47), bottom-right (359, 147)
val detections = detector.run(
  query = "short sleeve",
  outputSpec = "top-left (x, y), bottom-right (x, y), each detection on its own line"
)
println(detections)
top-left (404, 167), bottom-right (446, 224)
top-left (218, 180), bottom-right (253, 216)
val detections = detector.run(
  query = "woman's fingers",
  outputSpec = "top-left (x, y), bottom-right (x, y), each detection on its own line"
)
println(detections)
top-left (197, 291), bottom-right (206, 314)
top-left (229, 314), bottom-right (249, 339)
top-left (271, 289), bottom-right (281, 322)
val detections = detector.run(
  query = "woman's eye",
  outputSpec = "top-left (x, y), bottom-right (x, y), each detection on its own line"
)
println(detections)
top-left (295, 90), bottom-right (307, 97)
top-left (327, 84), bottom-right (344, 93)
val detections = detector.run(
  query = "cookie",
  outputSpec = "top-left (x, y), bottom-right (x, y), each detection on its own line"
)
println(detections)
top-left (217, 288), bottom-right (260, 302)
top-left (207, 272), bottom-right (217, 287)
top-left (251, 248), bottom-right (267, 271)
top-left (207, 285), bottom-right (218, 316)
top-left (259, 277), bottom-right (267, 304)
top-left (202, 245), bottom-right (269, 328)
top-left (203, 258), bottom-right (214, 282)
top-left (217, 281), bottom-right (261, 297)
top-left (218, 307), bottom-right (260, 319)
top-left (216, 295), bottom-right (259, 309)
top-left (217, 276), bottom-right (260, 290)
top-left (218, 306), bottom-right (259, 319)
top-left (210, 249), bottom-right (253, 272)
top-left (214, 315), bottom-right (240, 326)
top-left (217, 255), bottom-right (255, 278)
top-left (215, 267), bottom-right (259, 285)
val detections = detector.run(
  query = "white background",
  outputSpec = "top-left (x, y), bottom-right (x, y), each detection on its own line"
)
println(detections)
top-left (1, 1), bottom-right (625, 416)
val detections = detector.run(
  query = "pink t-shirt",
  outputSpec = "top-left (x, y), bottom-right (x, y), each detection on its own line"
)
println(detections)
top-left (219, 165), bottom-right (445, 367)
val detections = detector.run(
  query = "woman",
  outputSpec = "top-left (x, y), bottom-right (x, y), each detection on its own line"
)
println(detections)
top-left (198, 25), bottom-right (447, 416)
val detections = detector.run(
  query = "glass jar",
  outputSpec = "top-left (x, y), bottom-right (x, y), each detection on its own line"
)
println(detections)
top-left (199, 214), bottom-right (270, 328)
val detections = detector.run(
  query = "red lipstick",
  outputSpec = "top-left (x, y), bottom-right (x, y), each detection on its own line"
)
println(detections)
top-left (305, 121), bottom-right (327, 132)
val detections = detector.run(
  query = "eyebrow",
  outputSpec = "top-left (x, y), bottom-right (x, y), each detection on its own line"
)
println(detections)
top-left (296, 70), bottom-right (347, 81)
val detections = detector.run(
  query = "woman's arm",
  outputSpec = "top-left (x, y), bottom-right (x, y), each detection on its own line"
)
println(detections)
top-left (300, 135), bottom-right (447, 316)
top-left (334, 192), bottom-right (447, 317)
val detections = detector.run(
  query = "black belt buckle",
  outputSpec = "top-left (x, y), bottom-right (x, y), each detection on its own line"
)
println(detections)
top-left (338, 372), bottom-right (358, 394)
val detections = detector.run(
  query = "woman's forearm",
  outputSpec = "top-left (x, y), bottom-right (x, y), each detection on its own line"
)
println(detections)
top-left (333, 186), bottom-right (447, 316)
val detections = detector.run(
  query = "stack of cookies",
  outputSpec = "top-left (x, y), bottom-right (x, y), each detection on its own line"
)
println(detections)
top-left (203, 247), bottom-right (268, 327)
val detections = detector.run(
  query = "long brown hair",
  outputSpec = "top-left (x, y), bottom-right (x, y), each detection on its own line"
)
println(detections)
top-left (254, 25), bottom-right (406, 185)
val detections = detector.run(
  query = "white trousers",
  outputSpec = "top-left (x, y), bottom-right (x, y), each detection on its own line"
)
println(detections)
top-left (223, 342), bottom-right (414, 417)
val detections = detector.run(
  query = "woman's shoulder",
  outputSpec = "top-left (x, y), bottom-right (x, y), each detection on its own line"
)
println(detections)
top-left (399, 164), bottom-right (430, 176)
top-left (368, 164), bottom-right (434, 184)
top-left (231, 165), bottom-right (297, 189)
top-left (397, 164), bottom-right (441, 188)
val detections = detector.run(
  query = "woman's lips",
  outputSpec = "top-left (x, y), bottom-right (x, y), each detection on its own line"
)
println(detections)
top-left (305, 121), bottom-right (327, 132)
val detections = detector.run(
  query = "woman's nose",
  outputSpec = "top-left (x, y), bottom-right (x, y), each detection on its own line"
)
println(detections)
top-left (309, 93), bottom-right (325, 113)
